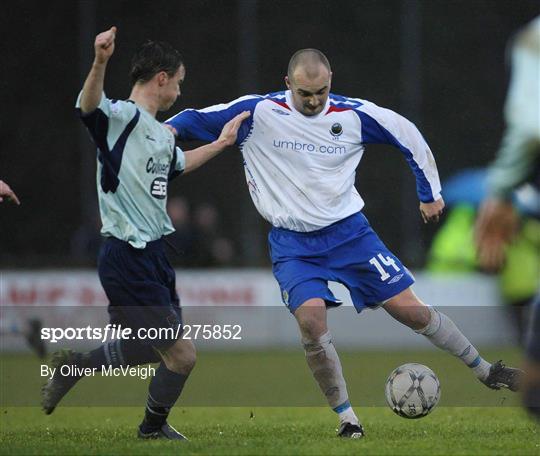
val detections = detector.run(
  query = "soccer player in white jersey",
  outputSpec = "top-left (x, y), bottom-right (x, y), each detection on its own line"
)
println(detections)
top-left (167, 49), bottom-right (523, 438)
top-left (41, 27), bottom-right (249, 440)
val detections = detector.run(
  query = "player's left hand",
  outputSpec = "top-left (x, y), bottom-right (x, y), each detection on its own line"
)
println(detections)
top-left (419, 198), bottom-right (444, 224)
top-left (216, 111), bottom-right (251, 147)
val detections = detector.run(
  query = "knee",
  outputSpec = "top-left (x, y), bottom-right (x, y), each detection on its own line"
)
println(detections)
top-left (296, 308), bottom-right (328, 343)
top-left (161, 339), bottom-right (197, 375)
top-left (413, 306), bottom-right (439, 333)
top-left (298, 316), bottom-right (328, 343)
top-left (412, 305), bottom-right (432, 330)
top-left (386, 293), bottom-right (432, 330)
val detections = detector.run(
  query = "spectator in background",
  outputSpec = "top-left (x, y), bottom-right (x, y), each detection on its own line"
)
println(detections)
top-left (192, 202), bottom-right (235, 267)
top-left (165, 199), bottom-right (236, 268)
top-left (165, 196), bottom-right (196, 266)
top-left (70, 207), bottom-right (103, 265)
top-left (427, 168), bottom-right (539, 343)
top-left (474, 16), bottom-right (540, 420)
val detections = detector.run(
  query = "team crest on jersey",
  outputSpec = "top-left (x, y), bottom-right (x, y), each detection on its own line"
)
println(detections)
top-left (150, 177), bottom-right (167, 199)
top-left (330, 123), bottom-right (343, 138)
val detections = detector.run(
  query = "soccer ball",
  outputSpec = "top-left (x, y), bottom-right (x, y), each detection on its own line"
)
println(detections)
top-left (385, 363), bottom-right (441, 419)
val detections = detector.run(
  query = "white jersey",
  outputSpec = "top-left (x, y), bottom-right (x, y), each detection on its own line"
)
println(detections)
top-left (167, 91), bottom-right (441, 232)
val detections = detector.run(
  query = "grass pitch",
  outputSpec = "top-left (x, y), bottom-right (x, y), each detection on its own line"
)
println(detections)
top-left (1, 406), bottom-right (537, 455)
top-left (1, 349), bottom-right (538, 454)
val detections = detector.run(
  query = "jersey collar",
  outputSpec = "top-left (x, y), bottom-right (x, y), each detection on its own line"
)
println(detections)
top-left (285, 90), bottom-right (331, 120)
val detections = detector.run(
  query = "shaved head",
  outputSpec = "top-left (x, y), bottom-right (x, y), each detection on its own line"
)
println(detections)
top-left (287, 49), bottom-right (331, 82)
top-left (285, 49), bottom-right (332, 116)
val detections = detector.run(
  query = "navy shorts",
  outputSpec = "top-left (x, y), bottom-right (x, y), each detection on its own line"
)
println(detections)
top-left (269, 212), bottom-right (415, 313)
top-left (98, 237), bottom-right (182, 349)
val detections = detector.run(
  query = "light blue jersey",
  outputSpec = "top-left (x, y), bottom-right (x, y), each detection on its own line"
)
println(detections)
top-left (77, 92), bottom-right (186, 248)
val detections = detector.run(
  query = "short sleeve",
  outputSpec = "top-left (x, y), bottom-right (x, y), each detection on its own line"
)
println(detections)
top-left (75, 91), bottom-right (137, 123)
top-left (168, 146), bottom-right (186, 181)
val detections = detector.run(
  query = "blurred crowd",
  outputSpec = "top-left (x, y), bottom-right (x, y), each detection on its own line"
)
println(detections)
top-left (165, 197), bottom-right (236, 268)
top-left (70, 197), bottom-right (236, 268)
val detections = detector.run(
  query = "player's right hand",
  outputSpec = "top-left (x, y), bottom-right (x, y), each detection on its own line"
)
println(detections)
top-left (94, 26), bottom-right (117, 64)
top-left (474, 198), bottom-right (518, 272)
top-left (0, 180), bottom-right (21, 205)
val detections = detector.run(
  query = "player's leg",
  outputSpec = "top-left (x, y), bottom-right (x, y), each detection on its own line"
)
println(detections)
top-left (41, 333), bottom-right (163, 414)
top-left (294, 297), bottom-right (363, 438)
top-left (137, 246), bottom-right (194, 440)
top-left (42, 301), bottom-right (163, 414)
top-left (383, 287), bottom-right (523, 390)
top-left (332, 213), bottom-right (522, 391)
top-left (269, 222), bottom-right (363, 437)
top-left (523, 292), bottom-right (540, 419)
top-left (138, 337), bottom-right (195, 440)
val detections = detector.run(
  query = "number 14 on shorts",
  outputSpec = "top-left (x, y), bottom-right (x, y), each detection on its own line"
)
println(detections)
top-left (369, 253), bottom-right (401, 281)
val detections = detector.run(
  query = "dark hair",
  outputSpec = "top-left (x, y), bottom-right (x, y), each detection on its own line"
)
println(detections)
top-left (287, 48), bottom-right (331, 80)
top-left (130, 40), bottom-right (184, 86)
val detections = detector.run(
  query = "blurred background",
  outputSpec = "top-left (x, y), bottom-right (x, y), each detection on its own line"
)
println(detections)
top-left (1, 0), bottom-right (538, 268)
top-left (1, 0), bottom-right (539, 410)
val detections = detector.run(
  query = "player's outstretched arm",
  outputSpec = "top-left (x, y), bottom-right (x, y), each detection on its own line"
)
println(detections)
top-left (79, 26), bottom-right (117, 114)
top-left (0, 180), bottom-right (21, 205)
top-left (419, 198), bottom-right (445, 224)
top-left (182, 111), bottom-right (250, 174)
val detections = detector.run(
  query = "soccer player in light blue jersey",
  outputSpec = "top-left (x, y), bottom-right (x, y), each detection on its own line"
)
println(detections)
top-left (475, 16), bottom-right (540, 420)
top-left (167, 49), bottom-right (523, 438)
top-left (41, 26), bottom-right (249, 440)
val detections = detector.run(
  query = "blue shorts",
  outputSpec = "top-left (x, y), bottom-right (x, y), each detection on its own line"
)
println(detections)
top-left (98, 237), bottom-right (182, 349)
top-left (269, 212), bottom-right (415, 313)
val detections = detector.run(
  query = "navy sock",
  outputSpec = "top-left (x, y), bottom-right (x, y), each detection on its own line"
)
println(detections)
top-left (140, 362), bottom-right (188, 432)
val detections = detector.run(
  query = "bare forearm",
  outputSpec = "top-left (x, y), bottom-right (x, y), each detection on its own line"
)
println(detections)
top-left (80, 61), bottom-right (108, 114)
top-left (183, 139), bottom-right (228, 174)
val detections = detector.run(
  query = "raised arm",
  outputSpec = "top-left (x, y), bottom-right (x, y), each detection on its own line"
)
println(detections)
top-left (355, 101), bottom-right (444, 223)
top-left (79, 26), bottom-right (117, 114)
